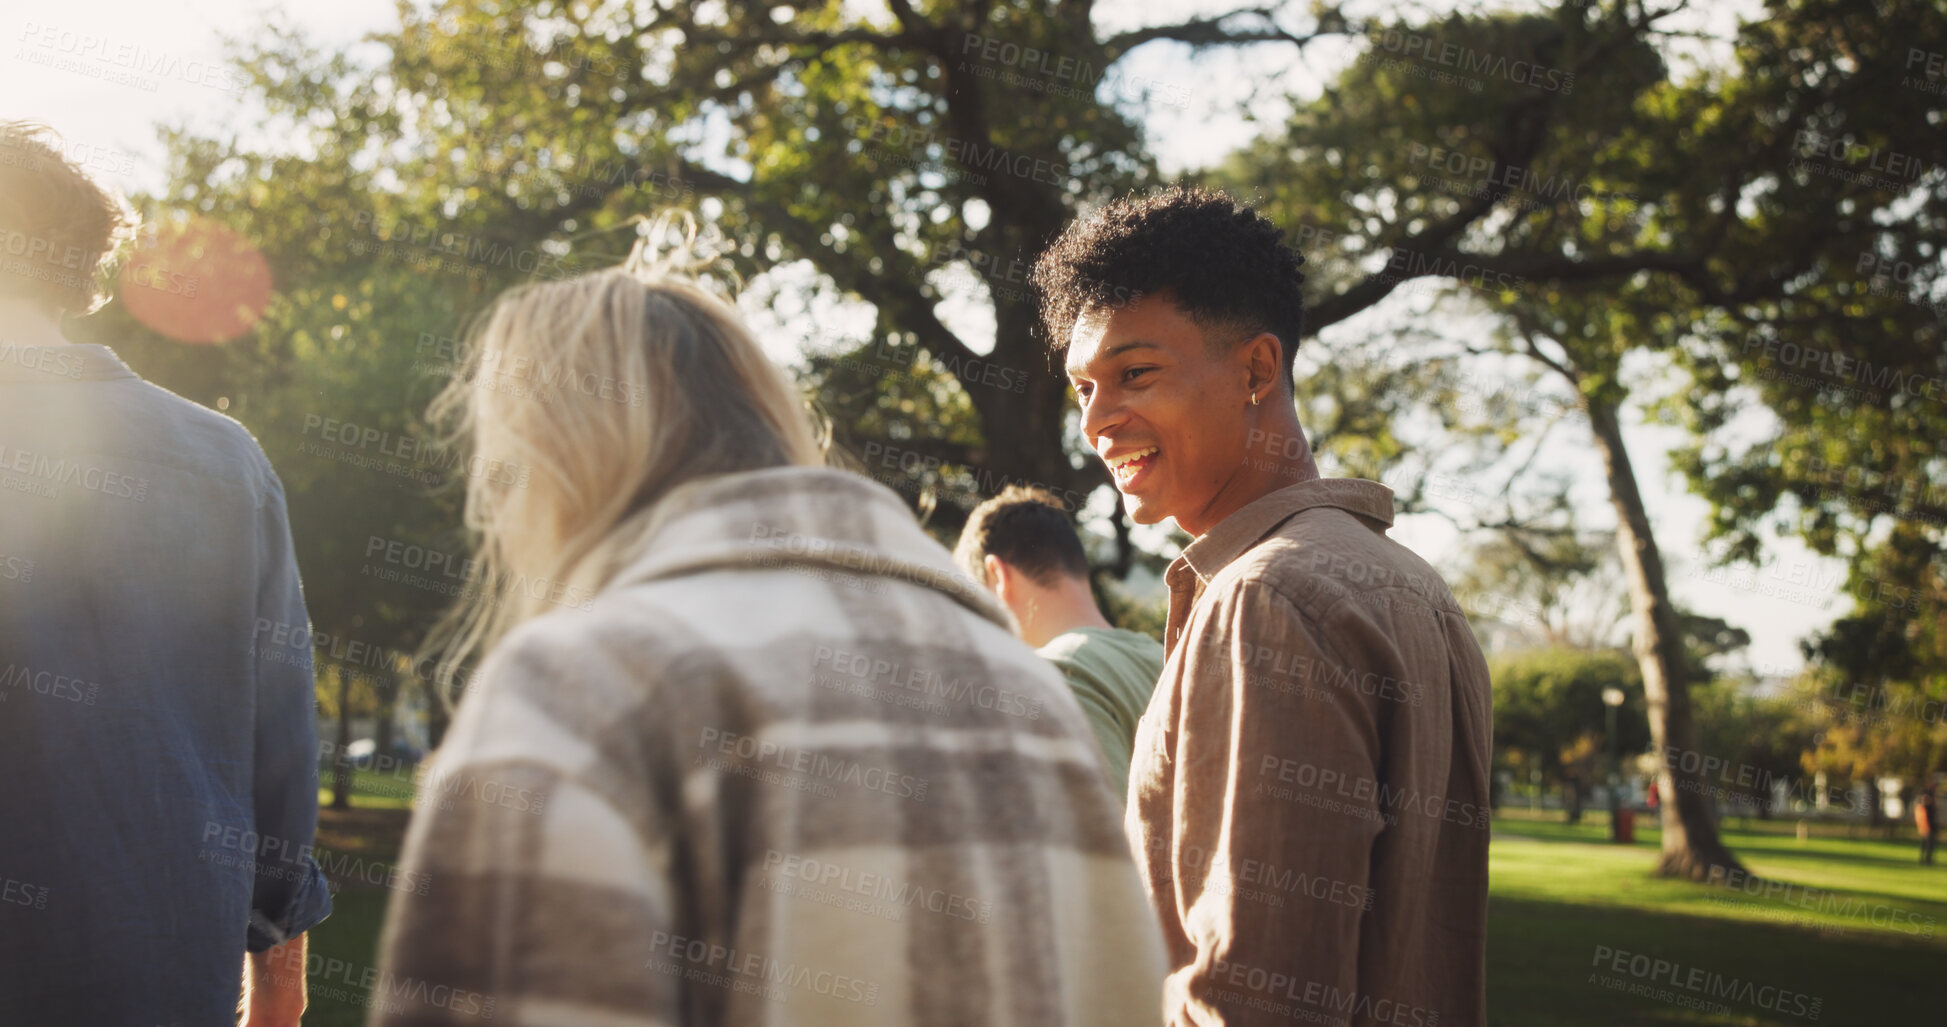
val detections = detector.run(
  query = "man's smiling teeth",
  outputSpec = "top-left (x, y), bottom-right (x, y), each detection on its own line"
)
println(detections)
top-left (1108, 447), bottom-right (1158, 476)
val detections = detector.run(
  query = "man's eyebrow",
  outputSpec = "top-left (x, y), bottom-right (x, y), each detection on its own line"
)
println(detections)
top-left (1066, 340), bottom-right (1162, 377)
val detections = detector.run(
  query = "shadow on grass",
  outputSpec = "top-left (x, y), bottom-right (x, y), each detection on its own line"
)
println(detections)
top-left (1727, 836), bottom-right (1934, 872)
top-left (1489, 896), bottom-right (1937, 1026)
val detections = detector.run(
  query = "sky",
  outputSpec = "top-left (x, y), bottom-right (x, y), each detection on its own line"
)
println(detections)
top-left (3, 0), bottom-right (1847, 676)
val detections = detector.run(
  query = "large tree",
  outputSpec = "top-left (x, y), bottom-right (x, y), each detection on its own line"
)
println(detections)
top-left (106, 1), bottom-right (1392, 666)
top-left (1215, 0), bottom-right (1945, 878)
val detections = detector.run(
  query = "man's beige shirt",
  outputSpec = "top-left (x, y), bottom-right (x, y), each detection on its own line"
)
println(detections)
top-left (1127, 477), bottom-right (1493, 1027)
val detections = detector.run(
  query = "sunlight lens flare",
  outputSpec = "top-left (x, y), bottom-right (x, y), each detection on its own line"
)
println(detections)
top-left (119, 218), bottom-right (272, 344)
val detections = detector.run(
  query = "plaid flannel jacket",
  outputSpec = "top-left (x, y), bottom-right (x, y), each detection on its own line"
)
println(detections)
top-left (372, 466), bottom-right (1168, 1026)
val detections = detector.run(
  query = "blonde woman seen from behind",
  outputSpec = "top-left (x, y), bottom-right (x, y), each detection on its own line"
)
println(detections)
top-left (371, 259), bottom-right (1168, 1027)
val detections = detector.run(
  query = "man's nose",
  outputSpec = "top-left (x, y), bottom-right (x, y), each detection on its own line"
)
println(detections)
top-left (1078, 389), bottom-right (1123, 447)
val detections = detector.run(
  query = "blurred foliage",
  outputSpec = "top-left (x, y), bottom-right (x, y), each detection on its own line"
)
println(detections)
top-left (56, 0), bottom-right (1943, 812)
top-left (1490, 646), bottom-right (1648, 785)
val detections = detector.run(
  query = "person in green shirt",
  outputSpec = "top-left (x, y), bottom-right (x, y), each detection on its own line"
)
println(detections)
top-left (953, 485), bottom-right (1165, 803)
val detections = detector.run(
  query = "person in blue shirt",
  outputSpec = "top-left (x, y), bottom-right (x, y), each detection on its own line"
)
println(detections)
top-left (0, 120), bottom-right (329, 1026)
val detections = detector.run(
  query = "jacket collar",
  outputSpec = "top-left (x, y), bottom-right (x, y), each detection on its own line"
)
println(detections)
top-left (606, 466), bottom-right (1010, 630)
top-left (0, 342), bottom-right (137, 384)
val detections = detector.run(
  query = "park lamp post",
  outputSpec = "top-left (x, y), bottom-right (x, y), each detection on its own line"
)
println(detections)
top-left (1603, 687), bottom-right (1626, 839)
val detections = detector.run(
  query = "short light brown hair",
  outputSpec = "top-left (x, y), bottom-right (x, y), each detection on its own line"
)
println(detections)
top-left (0, 121), bottom-right (137, 316)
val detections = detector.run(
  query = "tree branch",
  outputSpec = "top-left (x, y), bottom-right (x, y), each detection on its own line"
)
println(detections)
top-left (653, 162), bottom-right (983, 373)
top-left (1102, 5), bottom-right (1353, 58)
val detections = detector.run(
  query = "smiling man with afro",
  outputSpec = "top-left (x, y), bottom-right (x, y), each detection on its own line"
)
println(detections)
top-left (1035, 185), bottom-right (1494, 1027)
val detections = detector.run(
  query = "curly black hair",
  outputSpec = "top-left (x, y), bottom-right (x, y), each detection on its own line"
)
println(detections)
top-left (1030, 185), bottom-right (1307, 385)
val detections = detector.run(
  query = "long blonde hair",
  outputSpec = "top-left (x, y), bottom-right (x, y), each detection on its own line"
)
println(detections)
top-left (424, 229), bottom-right (824, 696)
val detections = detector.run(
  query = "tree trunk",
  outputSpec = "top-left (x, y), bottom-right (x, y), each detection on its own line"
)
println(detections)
top-left (424, 674), bottom-right (452, 751)
top-left (373, 676), bottom-right (397, 763)
top-left (330, 669), bottom-right (352, 811)
top-left (971, 293), bottom-right (1094, 500)
top-left (1585, 397), bottom-right (1746, 879)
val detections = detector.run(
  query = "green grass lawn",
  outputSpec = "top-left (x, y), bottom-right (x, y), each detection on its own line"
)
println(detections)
top-left (1490, 812), bottom-right (1945, 1025)
top-left (302, 787), bottom-right (1946, 1024)
top-left (318, 764), bottom-right (420, 811)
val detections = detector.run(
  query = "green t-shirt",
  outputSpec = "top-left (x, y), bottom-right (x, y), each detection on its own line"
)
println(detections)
top-left (1037, 626), bottom-right (1166, 806)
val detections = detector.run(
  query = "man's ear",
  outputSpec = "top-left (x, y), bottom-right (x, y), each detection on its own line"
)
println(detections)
top-left (1241, 331), bottom-right (1284, 397)
top-left (983, 554), bottom-right (1011, 603)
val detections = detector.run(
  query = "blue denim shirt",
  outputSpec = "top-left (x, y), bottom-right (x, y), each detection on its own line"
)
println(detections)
top-left (0, 342), bottom-right (332, 1025)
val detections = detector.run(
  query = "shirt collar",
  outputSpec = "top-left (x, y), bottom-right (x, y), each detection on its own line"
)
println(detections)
top-left (0, 342), bottom-right (137, 384)
top-left (605, 465), bottom-right (1012, 630)
top-left (1170, 477), bottom-right (1396, 589)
